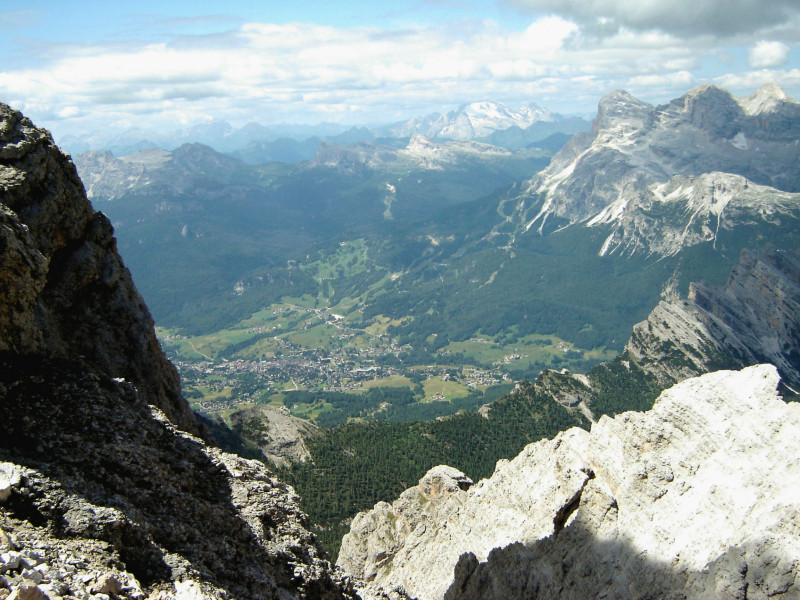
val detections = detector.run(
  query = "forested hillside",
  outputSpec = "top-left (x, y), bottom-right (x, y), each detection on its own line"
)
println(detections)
top-left (276, 380), bottom-right (589, 555)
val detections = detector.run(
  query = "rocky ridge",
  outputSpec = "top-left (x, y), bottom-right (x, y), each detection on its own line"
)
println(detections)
top-left (338, 365), bottom-right (800, 599)
top-left (229, 406), bottom-right (320, 468)
top-left (0, 103), bottom-right (355, 599)
top-left (627, 247), bottom-right (800, 389)
top-left (0, 103), bottom-right (194, 434)
top-left (75, 144), bottom-right (250, 201)
top-left (515, 83), bottom-right (800, 256)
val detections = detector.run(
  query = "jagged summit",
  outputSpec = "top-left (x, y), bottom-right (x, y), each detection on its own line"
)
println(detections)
top-left (593, 89), bottom-right (652, 129)
top-left (518, 83), bottom-right (800, 255)
top-left (738, 81), bottom-right (795, 115)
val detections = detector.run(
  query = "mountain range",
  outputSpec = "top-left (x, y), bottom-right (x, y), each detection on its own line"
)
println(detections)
top-left (60, 100), bottom-right (590, 162)
top-left (2, 84), bottom-right (800, 600)
top-left (73, 134), bottom-right (555, 329)
top-left (519, 83), bottom-right (800, 256)
top-left (72, 83), bottom-right (800, 365)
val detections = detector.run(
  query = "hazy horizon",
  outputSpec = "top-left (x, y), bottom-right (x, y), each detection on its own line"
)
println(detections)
top-left (2, 0), bottom-right (799, 141)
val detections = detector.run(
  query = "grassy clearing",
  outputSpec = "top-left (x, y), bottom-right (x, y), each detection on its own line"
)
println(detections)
top-left (358, 375), bottom-right (415, 391)
top-left (421, 377), bottom-right (472, 402)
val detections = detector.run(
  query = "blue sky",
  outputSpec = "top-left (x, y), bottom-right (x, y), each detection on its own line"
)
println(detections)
top-left (2, 0), bottom-right (799, 141)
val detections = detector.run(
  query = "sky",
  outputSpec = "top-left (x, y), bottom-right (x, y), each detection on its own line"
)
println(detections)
top-left (1, 0), bottom-right (799, 142)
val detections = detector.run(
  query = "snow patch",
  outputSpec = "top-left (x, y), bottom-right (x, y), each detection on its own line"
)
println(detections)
top-left (730, 132), bottom-right (748, 150)
top-left (586, 198), bottom-right (628, 227)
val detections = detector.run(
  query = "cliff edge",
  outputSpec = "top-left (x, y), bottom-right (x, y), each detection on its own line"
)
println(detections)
top-left (0, 104), bottom-right (355, 598)
top-left (0, 103), bottom-right (193, 433)
top-left (339, 365), bottom-right (799, 599)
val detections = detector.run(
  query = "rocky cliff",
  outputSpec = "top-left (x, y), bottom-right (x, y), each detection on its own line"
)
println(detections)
top-left (0, 104), bottom-right (194, 433)
top-left (0, 103), bottom-right (355, 599)
top-left (229, 405), bottom-right (320, 468)
top-left (627, 247), bottom-right (800, 389)
top-left (517, 83), bottom-right (800, 256)
top-left (338, 365), bottom-right (800, 599)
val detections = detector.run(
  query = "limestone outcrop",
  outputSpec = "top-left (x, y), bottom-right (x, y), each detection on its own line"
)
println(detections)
top-left (0, 103), bottom-right (356, 598)
top-left (339, 365), bottom-right (800, 599)
top-left (627, 247), bottom-right (800, 388)
top-left (229, 405), bottom-right (320, 468)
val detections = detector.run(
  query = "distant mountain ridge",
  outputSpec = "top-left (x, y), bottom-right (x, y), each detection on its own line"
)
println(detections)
top-left (73, 135), bottom-right (554, 325)
top-left (59, 99), bottom-right (590, 161)
top-left (382, 101), bottom-right (552, 138)
top-left (512, 83), bottom-right (800, 257)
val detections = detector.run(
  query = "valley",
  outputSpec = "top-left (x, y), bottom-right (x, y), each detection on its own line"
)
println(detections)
top-left (73, 83), bottom-right (800, 560)
top-left (159, 292), bottom-right (613, 425)
top-left (5, 1), bottom-right (800, 596)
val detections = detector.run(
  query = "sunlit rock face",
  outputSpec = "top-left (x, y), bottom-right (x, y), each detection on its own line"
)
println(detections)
top-left (340, 365), bottom-right (800, 600)
top-left (517, 84), bottom-right (800, 257)
top-left (626, 247), bottom-right (800, 388)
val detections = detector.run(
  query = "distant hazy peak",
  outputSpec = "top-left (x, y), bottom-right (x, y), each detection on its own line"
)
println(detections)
top-left (738, 81), bottom-right (796, 115)
top-left (594, 89), bottom-right (653, 128)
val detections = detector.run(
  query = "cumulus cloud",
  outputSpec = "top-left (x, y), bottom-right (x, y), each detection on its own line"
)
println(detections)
top-left (0, 12), bottom-right (796, 139)
top-left (503, 0), bottom-right (800, 38)
top-left (748, 40), bottom-right (791, 68)
top-left (715, 68), bottom-right (800, 92)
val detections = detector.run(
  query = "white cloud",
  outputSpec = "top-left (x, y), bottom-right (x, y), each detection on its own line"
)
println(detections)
top-left (504, 0), bottom-right (800, 38)
top-left (627, 70), bottom-right (694, 89)
top-left (748, 40), bottom-right (791, 68)
top-left (0, 14), bottom-right (796, 139)
top-left (715, 68), bottom-right (800, 92)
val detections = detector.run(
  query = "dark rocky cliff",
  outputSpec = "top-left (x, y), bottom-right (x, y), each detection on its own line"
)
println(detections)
top-left (0, 104), bottom-right (194, 434)
top-left (0, 104), bottom-right (355, 599)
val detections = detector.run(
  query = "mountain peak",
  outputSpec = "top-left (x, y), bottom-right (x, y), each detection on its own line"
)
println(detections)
top-left (524, 83), bottom-right (800, 253)
top-left (594, 90), bottom-right (653, 129)
top-left (386, 100), bottom-right (557, 140)
top-left (738, 81), bottom-right (796, 115)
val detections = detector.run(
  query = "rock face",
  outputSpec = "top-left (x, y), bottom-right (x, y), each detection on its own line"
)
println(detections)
top-left (338, 465), bottom-right (473, 586)
top-left (627, 247), bottom-right (800, 388)
top-left (229, 405), bottom-right (320, 468)
top-left (518, 83), bottom-right (800, 256)
top-left (339, 365), bottom-right (800, 599)
top-left (0, 103), bottom-right (194, 433)
top-left (0, 103), bottom-right (355, 598)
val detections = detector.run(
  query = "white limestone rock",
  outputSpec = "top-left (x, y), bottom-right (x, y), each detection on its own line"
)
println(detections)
top-left (0, 465), bottom-right (21, 503)
top-left (515, 84), bottom-right (800, 257)
top-left (339, 365), bottom-right (800, 599)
